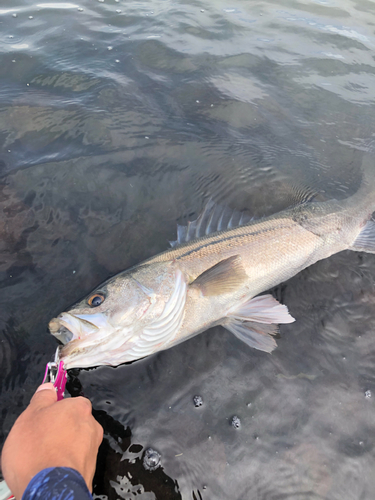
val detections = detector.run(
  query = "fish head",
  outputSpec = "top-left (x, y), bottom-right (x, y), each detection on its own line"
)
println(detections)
top-left (49, 263), bottom-right (187, 369)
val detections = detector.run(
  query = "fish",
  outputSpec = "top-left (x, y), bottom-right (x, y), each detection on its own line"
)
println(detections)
top-left (49, 165), bottom-right (375, 369)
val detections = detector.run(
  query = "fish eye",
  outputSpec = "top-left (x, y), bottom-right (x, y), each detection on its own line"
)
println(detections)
top-left (88, 293), bottom-right (105, 307)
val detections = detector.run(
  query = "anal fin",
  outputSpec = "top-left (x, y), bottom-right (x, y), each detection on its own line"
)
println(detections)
top-left (350, 220), bottom-right (375, 254)
top-left (223, 294), bottom-right (295, 353)
top-left (225, 320), bottom-right (278, 353)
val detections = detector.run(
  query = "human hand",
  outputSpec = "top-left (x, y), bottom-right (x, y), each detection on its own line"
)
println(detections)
top-left (1, 383), bottom-right (103, 499)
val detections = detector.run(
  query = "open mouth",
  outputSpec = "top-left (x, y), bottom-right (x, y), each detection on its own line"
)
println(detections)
top-left (49, 312), bottom-right (121, 369)
top-left (49, 313), bottom-right (100, 345)
top-left (54, 325), bottom-right (74, 344)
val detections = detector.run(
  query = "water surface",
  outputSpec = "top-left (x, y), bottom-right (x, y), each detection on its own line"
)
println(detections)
top-left (1, 0), bottom-right (375, 498)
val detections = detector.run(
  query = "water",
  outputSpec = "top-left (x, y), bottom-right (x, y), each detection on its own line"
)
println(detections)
top-left (143, 448), bottom-right (162, 471)
top-left (1, 0), bottom-right (375, 498)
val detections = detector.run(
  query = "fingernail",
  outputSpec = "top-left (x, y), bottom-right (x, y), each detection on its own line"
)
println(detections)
top-left (36, 383), bottom-right (55, 393)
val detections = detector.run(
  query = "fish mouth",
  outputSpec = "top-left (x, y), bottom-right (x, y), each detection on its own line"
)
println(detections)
top-left (49, 312), bottom-right (100, 345)
top-left (49, 311), bottom-right (123, 369)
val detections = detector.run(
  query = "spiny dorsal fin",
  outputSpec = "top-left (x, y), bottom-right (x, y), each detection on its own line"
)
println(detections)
top-left (190, 255), bottom-right (248, 296)
top-left (169, 199), bottom-right (253, 248)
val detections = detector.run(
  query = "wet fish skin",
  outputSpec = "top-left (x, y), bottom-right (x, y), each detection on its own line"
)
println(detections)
top-left (49, 167), bottom-right (375, 369)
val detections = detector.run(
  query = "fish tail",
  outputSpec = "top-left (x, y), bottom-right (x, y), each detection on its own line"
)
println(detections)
top-left (340, 156), bottom-right (375, 220)
top-left (347, 156), bottom-right (375, 254)
top-left (356, 155), bottom-right (375, 209)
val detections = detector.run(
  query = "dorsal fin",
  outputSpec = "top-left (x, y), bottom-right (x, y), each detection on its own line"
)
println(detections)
top-left (169, 199), bottom-right (253, 248)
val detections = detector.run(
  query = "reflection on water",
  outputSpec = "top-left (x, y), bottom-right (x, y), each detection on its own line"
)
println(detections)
top-left (1, 0), bottom-right (375, 498)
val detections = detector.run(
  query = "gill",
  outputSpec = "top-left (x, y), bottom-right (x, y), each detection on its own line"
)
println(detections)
top-left (134, 278), bottom-right (159, 318)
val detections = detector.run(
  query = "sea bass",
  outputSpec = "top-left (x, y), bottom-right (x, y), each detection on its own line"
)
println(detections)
top-left (49, 168), bottom-right (375, 369)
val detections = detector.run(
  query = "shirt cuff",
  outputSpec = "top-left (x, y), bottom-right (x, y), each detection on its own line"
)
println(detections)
top-left (22, 467), bottom-right (92, 500)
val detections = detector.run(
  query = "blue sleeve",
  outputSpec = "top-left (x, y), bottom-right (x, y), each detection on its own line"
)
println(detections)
top-left (22, 467), bottom-right (93, 500)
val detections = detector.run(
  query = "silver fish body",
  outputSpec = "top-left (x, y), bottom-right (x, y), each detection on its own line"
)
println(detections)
top-left (49, 169), bottom-right (375, 369)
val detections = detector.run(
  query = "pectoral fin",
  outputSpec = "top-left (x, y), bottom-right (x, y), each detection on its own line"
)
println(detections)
top-left (190, 255), bottom-right (248, 296)
top-left (349, 220), bottom-right (375, 253)
top-left (223, 294), bottom-right (295, 353)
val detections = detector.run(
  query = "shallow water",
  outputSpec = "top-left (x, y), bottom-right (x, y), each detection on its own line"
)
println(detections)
top-left (1, 0), bottom-right (375, 498)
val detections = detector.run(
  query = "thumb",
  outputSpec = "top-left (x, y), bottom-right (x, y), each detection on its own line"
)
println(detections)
top-left (29, 383), bottom-right (57, 410)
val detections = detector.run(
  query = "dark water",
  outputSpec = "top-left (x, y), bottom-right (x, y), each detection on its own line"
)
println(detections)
top-left (1, 0), bottom-right (375, 498)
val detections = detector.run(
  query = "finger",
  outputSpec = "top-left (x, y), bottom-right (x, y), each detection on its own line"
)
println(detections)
top-left (73, 396), bottom-right (92, 412)
top-left (29, 383), bottom-right (57, 409)
top-left (87, 474), bottom-right (94, 493)
top-left (94, 420), bottom-right (104, 446)
top-left (36, 382), bottom-right (55, 393)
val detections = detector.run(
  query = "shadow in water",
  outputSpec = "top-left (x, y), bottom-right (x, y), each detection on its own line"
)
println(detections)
top-left (67, 373), bottom-right (183, 500)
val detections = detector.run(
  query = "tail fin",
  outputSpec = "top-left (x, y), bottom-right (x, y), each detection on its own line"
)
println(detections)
top-left (348, 154), bottom-right (375, 253)
top-left (355, 154), bottom-right (375, 207)
top-left (350, 220), bottom-right (375, 253)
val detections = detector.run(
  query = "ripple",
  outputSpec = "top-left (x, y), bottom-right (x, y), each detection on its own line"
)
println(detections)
top-left (2, 0), bottom-right (375, 498)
